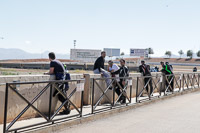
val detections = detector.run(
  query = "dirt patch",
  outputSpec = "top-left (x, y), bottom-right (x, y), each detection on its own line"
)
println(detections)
top-left (124, 57), bottom-right (200, 64)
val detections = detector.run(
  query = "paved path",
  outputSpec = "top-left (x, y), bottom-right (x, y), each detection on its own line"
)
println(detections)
top-left (59, 91), bottom-right (200, 133)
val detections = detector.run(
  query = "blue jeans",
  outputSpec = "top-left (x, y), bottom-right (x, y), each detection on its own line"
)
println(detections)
top-left (94, 68), bottom-right (111, 87)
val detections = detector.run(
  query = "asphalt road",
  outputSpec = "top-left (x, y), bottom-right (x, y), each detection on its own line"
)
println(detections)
top-left (59, 91), bottom-right (200, 133)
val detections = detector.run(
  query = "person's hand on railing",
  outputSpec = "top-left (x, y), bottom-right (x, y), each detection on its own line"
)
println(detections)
top-left (100, 73), bottom-right (104, 77)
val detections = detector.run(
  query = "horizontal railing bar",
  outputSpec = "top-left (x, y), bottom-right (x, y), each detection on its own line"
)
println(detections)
top-left (91, 77), bottom-right (132, 80)
top-left (6, 79), bottom-right (85, 85)
top-left (7, 114), bottom-right (81, 133)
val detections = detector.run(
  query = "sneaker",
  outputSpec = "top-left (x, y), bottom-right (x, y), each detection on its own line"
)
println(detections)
top-left (59, 109), bottom-right (71, 115)
top-left (120, 97), bottom-right (126, 104)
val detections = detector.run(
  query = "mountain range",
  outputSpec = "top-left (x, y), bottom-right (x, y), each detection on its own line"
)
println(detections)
top-left (0, 48), bottom-right (70, 60)
top-left (0, 48), bottom-right (198, 60)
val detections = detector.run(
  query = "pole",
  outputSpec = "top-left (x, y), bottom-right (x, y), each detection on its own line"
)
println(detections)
top-left (91, 79), bottom-right (95, 114)
top-left (3, 84), bottom-right (9, 133)
top-left (136, 77), bottom-right (139, 103)
top-left (112, 80), bottom-right (115, 108)
top-left (80, 90), bottom-right (84, 117)
top-left (48, 83), bottom-right (53, 120)
top-left (74, 40), bottom-right (76, 49)
top-left (130, 79), bottom-right (132, 104)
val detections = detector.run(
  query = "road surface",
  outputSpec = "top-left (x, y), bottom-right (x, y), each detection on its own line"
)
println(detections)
top-left (59, 91), bottom-right (200, 133)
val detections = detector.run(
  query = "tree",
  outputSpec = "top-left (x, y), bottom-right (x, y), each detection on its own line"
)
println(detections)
top-left (165, 51), bottom-right (172, 58)
top-left (147, 48), bottom-right (154, 58)
top-left (120, 52), bottom-right (125, 58)
top-left (197, 50), bottom-right (200, 57)
top-left (187, 50), bottom-right (193, 58)
top-left (178, 50), bottom-right (184, 58)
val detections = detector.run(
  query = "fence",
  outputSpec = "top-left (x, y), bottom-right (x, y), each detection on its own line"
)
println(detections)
top-left (135, 73), bottom-right (200, 102)
top-left (91, 77), bottom-right (133, 114)
top-left (136, 75), bottom-right (161, 102)
top-left (3, 73), bottom-right (200, 133)
top-left (3, 79), bottom-right (85, 133)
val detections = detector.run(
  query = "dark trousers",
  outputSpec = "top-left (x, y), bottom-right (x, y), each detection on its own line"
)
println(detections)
top-left (144, 77), bottom-right (153, 95)
top-left (115, 81), bottom-right (126, 103)
top-left (54, 83), bottom-right (70, 111)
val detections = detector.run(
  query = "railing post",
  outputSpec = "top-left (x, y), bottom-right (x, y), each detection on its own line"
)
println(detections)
top-left (198, 74), bottom-right (200, 88)
top-left (136, 77), bottom-right (139, 103)
top-left (48, 83), bottom-right (53, 121)
top-left (80, 88), bottom-right (84, 117)
top-left (172, 75), bottom-right (174, 94)
top-left (192, 74), bottom-right (194, 89)
top-left (91, 79), bottom-right (95, 114)
top-left (183, 74), bottom-right (185, 91)
top-left (112, 79), bottom-right (115, 108)
top-left (159, 75), bottom-right (163, 96)
top-left (130, 78), bottom-right (132, 104)
top-left (180, 75), bottom-right (182, 92)
top-left (164, 75), bottom-right (166, 96)
top-left (3, 83), bottom-right (9, 133)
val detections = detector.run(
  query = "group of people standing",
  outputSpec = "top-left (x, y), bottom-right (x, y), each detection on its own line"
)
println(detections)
top-left (46, 51), bottom-right (174, 115)
top-left (93, 51), bottom-right (129, 104)
top-left (139, 60), bottom-right (174, 95)
top-left (160, 61), bottom-right (174, 92)
top-left (93, 51), bottom-right (175, 101)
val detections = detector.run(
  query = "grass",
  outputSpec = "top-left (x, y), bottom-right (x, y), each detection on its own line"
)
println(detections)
top-left (1, 71), bottom-right (19, 75)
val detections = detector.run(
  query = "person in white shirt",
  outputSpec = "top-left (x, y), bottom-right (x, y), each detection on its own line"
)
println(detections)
top-left (108, 60), bottom-right (120, 90)
top-left (108, 60), bottom-right (120, 73)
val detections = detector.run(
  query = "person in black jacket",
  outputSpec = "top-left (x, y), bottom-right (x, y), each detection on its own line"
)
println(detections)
top-left (139, 60), bottom-right (153, 95)
top-left (93, 51), bottom-right (111, 88)
top-left (112, 59), bottom-right (129, 104)
top-left (93, 51), bottom-right (106, 72)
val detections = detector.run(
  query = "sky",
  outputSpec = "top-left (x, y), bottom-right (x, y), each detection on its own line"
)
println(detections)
top-left (0, 0), bottom-right (200, 57)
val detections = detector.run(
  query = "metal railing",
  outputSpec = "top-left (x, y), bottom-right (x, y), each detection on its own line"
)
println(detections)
top-left (164, 74), bottom-right (182, 94)
top-left (136, 73), bottom-right (200, 103)
top-left (136, 75), bottom-right (162, 102)
top-left (3, 79), bottom-right (85, 133)
top-left (91, 77), bottom-right (132, 114)
top-left (182, 73), bottom-right (200, 90)
top-left (3, 72), bottom-right (200, 133)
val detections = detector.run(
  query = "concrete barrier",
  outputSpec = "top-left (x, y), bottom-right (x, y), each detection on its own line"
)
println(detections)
top-left (0, 74), bottom-right (83, 124)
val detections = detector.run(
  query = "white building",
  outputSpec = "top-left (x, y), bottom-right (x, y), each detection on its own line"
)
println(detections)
top-left (70, 49), bottom-right (101, 63)
top-left (130, 48), bottom-right (149, 57)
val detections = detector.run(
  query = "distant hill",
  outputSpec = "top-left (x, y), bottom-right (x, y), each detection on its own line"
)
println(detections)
top-left (161, 54), bottom-right (198, 58)
top-left (0, 48), bottom-right (70, 60)
top-left (0, 59), bottom-right (75, 63)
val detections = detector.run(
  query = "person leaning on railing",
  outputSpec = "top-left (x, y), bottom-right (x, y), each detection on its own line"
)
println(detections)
top-left (107, 60), bottom-right (120, 89)
top-left (44, 52), bottom-right (71, 115)
top-left (111, 59), bottom-right (129, 104)
top-left (139, 60), bottom-right (153, 96)
top-left (160, 61), bottom-right (174, 92)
